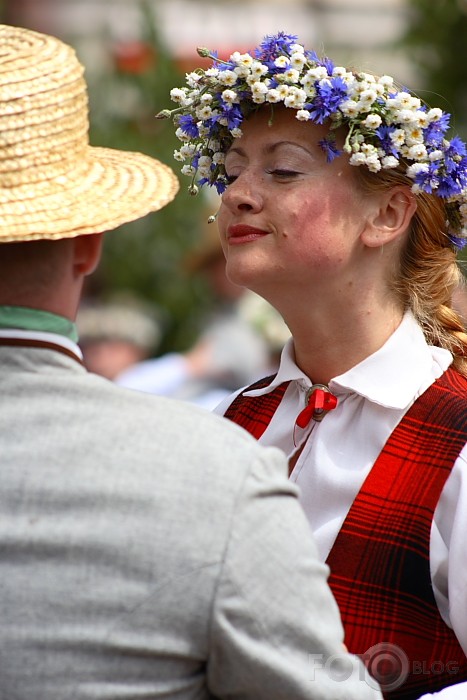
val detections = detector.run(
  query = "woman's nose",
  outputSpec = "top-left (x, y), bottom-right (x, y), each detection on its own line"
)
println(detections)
top-left (221, 173), bottom-right (263, 213)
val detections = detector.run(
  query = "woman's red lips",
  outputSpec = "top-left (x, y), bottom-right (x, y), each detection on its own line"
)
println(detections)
top-left (227, 224), bottom-right (269, 242)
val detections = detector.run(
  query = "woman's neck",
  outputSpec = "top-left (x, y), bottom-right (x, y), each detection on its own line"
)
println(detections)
top-left (284, 301), bottom-right (404, 384)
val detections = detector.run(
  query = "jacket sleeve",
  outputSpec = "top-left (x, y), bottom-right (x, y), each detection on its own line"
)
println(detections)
top-left (207, 445), bottom-right (383, 699)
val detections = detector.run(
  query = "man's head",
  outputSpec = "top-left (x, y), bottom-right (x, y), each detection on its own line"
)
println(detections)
top-left (0, 236), bottom-right (103, 317)
top-left (0, 24), bottom-right (179, 314)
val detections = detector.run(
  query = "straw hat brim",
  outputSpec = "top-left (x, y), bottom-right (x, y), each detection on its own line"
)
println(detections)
top-left (0, 146), bottom-right (179, 242)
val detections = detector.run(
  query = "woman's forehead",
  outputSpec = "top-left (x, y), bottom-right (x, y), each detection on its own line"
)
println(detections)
top-left (226, 110), bottom-right (338, 156)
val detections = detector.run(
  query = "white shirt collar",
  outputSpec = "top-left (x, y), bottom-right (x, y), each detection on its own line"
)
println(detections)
top-left (245, 311), bottom-right (452, 410)
top-left (0, 328), bottom-right (83, 360)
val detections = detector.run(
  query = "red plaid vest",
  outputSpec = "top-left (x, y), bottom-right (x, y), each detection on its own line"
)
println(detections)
top-left (224, 368), bottom-right (467, 699)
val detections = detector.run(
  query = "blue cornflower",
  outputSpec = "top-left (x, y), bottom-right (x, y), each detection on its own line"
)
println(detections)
top-left (216, 60), bottom-right (237, 73)
top-left (319, 136), bottom-right (342, 162)
top-left (320, 57), bottom-right (335, 75)
top-left (218, 103), bottom-right (243, 131)
top-left (437, 174), bottom-right (462, 197)
top-left (178, 114), bottom-right (199, 138)
top-left (255, 32), bottom-right (298, 69)
top-left (448, 233), bottom-right (467, 250)
top-left (212, 51), bottom-right (237, 73)
top-left (307, 76), bottom-right (348, 124)
top-left (437, 151), bottom-right (467, 197)
top-left (424, 113), bottom-right (451, 147)
top-left (375, 125), bottom-right (399, 157)
top-left (214, 179), bottom-right (228, 195)
top-left (413, 162), bottom-right (440, 194)
top-left (446, 136), bottom-right (467, 159)
top-left (443, 155), bottom-right (461, 177)
top-left (435, 140), bottom-right (467, 197)
top-left (306, 49), bottom-right (320, 64)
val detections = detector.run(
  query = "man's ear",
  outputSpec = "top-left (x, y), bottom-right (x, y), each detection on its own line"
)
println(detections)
top-left (72, 233), bottom-right (105, 277)
top-left (361, 186), bottom-right (417, 248)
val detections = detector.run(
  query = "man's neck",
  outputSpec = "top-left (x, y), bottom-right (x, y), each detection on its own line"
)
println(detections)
top-left (0, 305), bottom-right (78, 342)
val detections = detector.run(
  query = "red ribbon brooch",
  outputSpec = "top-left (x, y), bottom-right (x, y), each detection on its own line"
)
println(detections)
top-left (295, 384), bottom-right (338, 429)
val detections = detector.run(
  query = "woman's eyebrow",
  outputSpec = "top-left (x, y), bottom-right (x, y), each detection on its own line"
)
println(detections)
top-left (226, 141), bottom-right (314, 159)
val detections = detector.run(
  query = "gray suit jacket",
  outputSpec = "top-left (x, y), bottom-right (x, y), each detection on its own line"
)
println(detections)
top-left (0, 344), bottom-right (381, 699)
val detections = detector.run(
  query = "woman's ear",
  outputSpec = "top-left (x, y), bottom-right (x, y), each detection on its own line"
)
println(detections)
top-left (361, 186), bottom-right (417, 248)
top-left (72, 233), bottom-right (105, 278)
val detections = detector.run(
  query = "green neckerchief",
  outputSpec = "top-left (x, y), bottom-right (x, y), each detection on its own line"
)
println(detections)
top-left (0, 305), bottom-right (78, 343)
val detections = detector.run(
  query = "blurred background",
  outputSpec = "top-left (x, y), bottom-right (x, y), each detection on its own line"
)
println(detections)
top-left (1, 0), bottom-right (467, 395)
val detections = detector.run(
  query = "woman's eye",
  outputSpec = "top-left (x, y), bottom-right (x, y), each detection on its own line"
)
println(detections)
top-left (267, 169), bottom-right (299, 178)
top-left (224, 169), bottom-right (300, 185)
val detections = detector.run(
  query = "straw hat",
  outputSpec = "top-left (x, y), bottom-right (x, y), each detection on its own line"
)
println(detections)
top-left (0, 24), bottom-right (179, 243)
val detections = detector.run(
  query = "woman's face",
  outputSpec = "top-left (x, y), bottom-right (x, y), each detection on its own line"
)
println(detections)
top-left (217, 107), bottom-right (377, 298)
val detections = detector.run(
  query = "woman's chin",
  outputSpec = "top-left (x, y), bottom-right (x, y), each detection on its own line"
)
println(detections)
top-left (225, 260), bottom-right (259, 289)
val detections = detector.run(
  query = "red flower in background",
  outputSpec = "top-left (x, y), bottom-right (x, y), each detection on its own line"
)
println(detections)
top-left (113, 41), bottom-right (155, 74)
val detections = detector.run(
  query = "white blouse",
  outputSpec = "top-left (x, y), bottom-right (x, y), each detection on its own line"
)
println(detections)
top-left (215, 312), bottom-right (467, 660)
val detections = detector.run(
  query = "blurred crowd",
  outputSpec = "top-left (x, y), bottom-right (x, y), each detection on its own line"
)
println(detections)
top-left (77, 228), bottom-right (291, 409)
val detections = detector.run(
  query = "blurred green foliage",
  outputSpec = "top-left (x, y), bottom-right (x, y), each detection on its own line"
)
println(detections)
top-left (401, 0), bottom-right (467, 135)
top-left (82, 2), bottom-right (216, 353)
top-left (401, 0), bottom-right (467, 271)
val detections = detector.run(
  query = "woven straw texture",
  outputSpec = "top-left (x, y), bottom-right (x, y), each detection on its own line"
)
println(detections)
top-left (0, 24), bottom-right (179, 242)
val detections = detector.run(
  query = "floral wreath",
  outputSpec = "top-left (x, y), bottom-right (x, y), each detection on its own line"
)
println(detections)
top-left (157, 31), bottom-right (467, 249)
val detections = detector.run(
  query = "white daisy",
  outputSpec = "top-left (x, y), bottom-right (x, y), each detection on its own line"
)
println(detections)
top-left (362, 114), bottom-right (382, 129)
top-left (218, 70), bottom-right (238, 86)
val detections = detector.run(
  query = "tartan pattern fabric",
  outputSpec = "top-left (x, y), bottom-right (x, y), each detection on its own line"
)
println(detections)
top-left (224, 375), bottom-right (289, 439)
top-left (326, 367), bottom-right (467, 699)
top-left (223, 367), bottom-right (467, 699)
